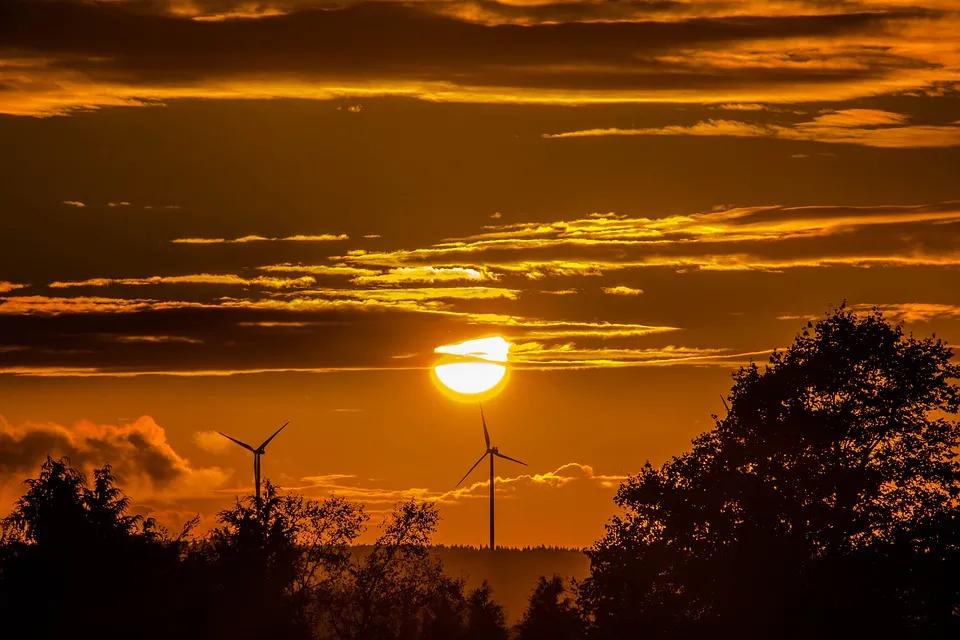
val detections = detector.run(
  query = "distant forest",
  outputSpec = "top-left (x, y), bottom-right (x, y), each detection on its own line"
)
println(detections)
top-left (1, 307), bottom-right (958, 639)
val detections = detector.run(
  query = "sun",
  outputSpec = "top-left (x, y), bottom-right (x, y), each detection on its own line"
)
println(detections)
top-left (432, 336), bottom-right (510, 399)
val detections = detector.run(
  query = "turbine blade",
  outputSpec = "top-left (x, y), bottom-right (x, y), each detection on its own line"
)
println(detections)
top-left (480, 405), bottom-right (491, 449)
top-left (456, 452), bottom-right (489, 487)
top-left (258, 421), bottom-right (289, 451)
top-left (494, 451), bottom-right (526, 466)
top-left (218, 432), bottom-right (255, 452)
top-left (720, 395), bottom-right (731, 414)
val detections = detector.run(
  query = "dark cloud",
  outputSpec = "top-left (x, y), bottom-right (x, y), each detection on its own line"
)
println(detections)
top-left (0, 415), bottom-right (220, 488)
top-left (0, 1), bottom-right (936, 94)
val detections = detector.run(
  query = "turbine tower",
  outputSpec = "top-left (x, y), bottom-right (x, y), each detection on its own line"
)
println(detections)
top-left (219, 421), bottom-right (289, 506)
top-left (455, 406), bottom-right (526, 551)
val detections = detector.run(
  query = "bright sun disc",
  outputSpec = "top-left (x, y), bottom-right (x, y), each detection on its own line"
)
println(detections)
top-left (433, 336), bottom-right (510, 397)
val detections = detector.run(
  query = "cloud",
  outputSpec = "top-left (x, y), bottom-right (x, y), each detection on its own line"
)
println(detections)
top-left (0, 1), bottom-right (955, 115)
top-left (0, 296), bottom-right (199, 315)
top-left (237, 320), bottom-right (321, 328)
top-left (0, 415), bottom-right (229, 493)
top-left (112, 334), bottom-right (203, 344)
top-left (172, 233), bottom-right (348, 244)
top-left (6, 200), bottom-right (960, 376)
top-left (715, 102), bottom-right (769, 111)
top-left (474, 316), bottom-right (679, 340)
top-left (192, 430), bottom-right (231, 453)
top-left (543, 119), bottom-right (771, 140)
top-left (602, 285), bottom-right (644, 296)
top-left (437, 462), bottom-right (628, 503)
top-left (350, 266), bottom-right (498, 285)
top-left (288, 461), bottom-right (625, 506)
top-left (48, 273), bottom-right (317, 290)
top-left (0, 365), bottom-right (419, 378)
top-left (0, 282), bottom-right (26, 294)
top-left (543, 109), bottom-right (960, 148)
top-left (849, 302), bottom-right (960, 323)
top-left (292, 286), bottom-right (520, 302)
top-left (806, 108), bottom-right (908, 127)
top-left (336, 203), bottom-right (960, 276)
top-left (509, 342), bottom-right (765, 368)
top-left (61, 200), bottom-right (86, 207)
top-left (258, 263), bottom-right (378, 278)
top-left (0, 293), bottom-right (495, 316)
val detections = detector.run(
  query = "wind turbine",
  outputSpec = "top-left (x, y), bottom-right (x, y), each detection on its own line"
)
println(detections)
top-left (455, 406), bottom-right (526, 551)
top-left (219, 422), bottom-right (289, 506)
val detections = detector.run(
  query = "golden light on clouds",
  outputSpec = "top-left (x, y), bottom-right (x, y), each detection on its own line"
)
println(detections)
top-left (433, 336), bottom-right (510, 398)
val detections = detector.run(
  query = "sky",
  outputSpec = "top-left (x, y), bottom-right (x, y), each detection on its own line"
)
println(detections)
top-left (1, 0), bottom-right (960, 547)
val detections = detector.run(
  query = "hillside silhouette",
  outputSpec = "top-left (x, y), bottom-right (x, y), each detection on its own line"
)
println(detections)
top-left (1, 306), bottom-right (958, 638)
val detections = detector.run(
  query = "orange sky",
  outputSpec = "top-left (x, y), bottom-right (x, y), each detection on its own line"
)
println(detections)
top-left (1, 0), bottom-right (960, 547)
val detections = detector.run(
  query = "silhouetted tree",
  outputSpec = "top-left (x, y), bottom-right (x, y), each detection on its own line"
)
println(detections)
top-left (1, 458), bottom-right (516, 640)
top-left (197, 481), bottom-right (366, 640)
top-left (319, 500), bottom-right (509, 640)
top-left (515, 576), bottom-right (584, 640)
top-left (0, 457), bottom-right (194, 639)
top-left (581, 307), bottom-right (960, 639)
top-left (464, 581), bottom-right (509, 640)
top-left (321, 499), bottom-right (447, 639)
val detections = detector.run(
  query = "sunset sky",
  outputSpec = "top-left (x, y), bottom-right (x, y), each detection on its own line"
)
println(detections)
top-left (1, 0), bottom-right (960, 547)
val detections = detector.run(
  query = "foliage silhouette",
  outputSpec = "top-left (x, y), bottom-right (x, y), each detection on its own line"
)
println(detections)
top-left (465, 581), bottom-right (510, 640)
top-left (581, 306), bottom-right (960, 639)
top-left (195, 481), bottom-right (367, 640)
top-left (0, 461), bottom-right (511, 640)
top-left (515, 576), bottom-right (585, 640)
top-left (0, 457), bottom-right (195, 639)
top-left (319, 500), bottom-right (510, 640)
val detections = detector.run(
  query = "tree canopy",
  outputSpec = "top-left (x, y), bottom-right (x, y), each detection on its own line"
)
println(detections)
top-left (0, 460), bottom-right (510, 640)
top-left (581, 307), bottom-right (960, 638)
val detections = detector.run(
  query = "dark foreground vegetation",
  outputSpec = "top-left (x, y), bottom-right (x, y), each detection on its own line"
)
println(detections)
top-left (2, 307), bottom-right (959, 639)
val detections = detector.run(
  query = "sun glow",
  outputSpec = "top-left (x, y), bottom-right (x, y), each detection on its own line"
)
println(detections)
top-left (433, 336), bottom-right (510, 397)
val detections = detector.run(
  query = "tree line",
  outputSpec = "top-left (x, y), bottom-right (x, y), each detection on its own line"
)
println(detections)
top-left (1, 306), bottom-right (958, 638)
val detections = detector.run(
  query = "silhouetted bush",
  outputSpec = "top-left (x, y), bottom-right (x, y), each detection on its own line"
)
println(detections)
top-left (581, 306), bottom-right (960, 639)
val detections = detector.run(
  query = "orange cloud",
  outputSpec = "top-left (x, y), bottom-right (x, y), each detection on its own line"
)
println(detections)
top-left (287, 461), bottom-right (624, 507)
top-left (602, 285), bottom-right (644, 296)
top-left (0, 415), bottom-right (229, 495)
top-left (0, 296), bottom-right (197, 315)
top-left (258, 263), bottom-right (378, 278)
top-left (49, 273), bottom-right (317, 289)
top-left (544, 110), bottom-right (960, 148)
top-left (292, 286), bottom-right (519, 302)
top-left (1, 1), bottom-right (958, 115)
top-left (336, 203), bottom-right (960, 276)
top-left (0, 282), bottom-right (26, 294)
top-left (172, 233), bottom-right (348, 244)
top-left (509, 342), bottom-right (765, 369)
top-left (113, 334), bottom-right (203, 344)
top-left (850, 303), bottom-right (960, 323)
top-left (351, 266), bottom-right (498, 285)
